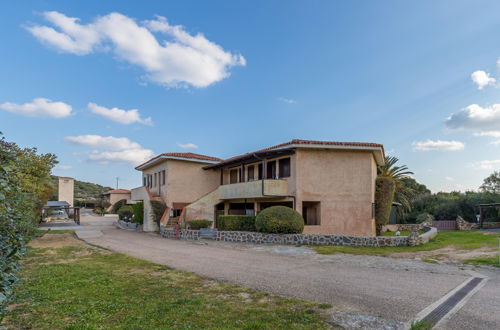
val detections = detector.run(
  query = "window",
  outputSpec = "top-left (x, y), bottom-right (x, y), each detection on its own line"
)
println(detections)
top-left (266, 161), bottom-right (276, 179)
top-left (247, 165), bottom-right (254, 181)
top-left (170, 209), bottom-right (182, 217)
top-left (258, 163), bottom-right (263, 179)
top-left (143, 176), bottom-right (146, 186)
top-left (279, 158), bottom-right (291, 178)
top-left (302, 202), bottom-right (320, 225)
top-left (161, 170), bottom-right (166, 185)
top-left (154, 173), bottom-right (157, 187)
top-left (230, 169), bottom-right (239, 184)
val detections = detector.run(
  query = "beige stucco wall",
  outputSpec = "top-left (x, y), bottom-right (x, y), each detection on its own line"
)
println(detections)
top-left (106, 192), bottom-right (131, 211)
top-left (58, 177), bottom-right (74, 207)
top-left (294, 148), bottom-right (377, 236)
top-left (165, 160), bottom-right (220, 207)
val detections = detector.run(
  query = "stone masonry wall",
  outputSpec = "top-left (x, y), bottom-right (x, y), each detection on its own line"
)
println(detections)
top-left (156, 226), bottom-right (436, 247)
top-left (214, 231), bottom-right (410, 246)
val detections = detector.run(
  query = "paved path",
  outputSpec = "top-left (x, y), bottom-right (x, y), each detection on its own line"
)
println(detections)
top-left (77, 215), bottom-right (500, 329)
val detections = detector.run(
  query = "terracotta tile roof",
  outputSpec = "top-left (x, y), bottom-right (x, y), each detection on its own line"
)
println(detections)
top-left (219, 139), bottom-right (384, 164)
top-left (104, 189), bottom-right (131, 194)
top-left (135, 152), bottom-right (223, 170)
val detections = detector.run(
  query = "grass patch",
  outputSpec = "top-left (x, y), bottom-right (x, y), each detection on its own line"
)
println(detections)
top-left (313, 230), bottom-right (499, 257)
top-left (5, 235), bottom-right (328, 329)
top-left (464, 255), bottom-right (500, 267)
top-left (410, 319), bottom-right (433, 330)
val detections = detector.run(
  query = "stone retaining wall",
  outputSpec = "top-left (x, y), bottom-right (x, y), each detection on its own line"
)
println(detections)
top-left (482, 222), bottom-right (500, 229)
top-left (160, 227), bottom-right (200, 240)
top-left (214, 231), bottom-right (411, 246)
top-left (116, 220), bottom-right (143, 231)
top-left (384, 223), bottom-right (428, 232)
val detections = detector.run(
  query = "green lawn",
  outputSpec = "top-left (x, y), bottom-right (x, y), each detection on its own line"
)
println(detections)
top-left (464, 255), bottom-right (500, 267)
top-left (5, 234), bottom-right (330, 329)
top-left (313, 230), bottom-right (500, 257)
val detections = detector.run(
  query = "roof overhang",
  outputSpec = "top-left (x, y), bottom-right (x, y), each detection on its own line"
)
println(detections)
top-left (205, 143), bottom-right (385, 169)
top-left (135, 155), bottom-right (220, 171)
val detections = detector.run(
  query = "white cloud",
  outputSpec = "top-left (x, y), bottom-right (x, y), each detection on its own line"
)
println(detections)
top-left (54, 165), bottom-right (73, 170)
top-left (446, 104), bottom-right (500, 133)
top-left (469, 159), bottom-right (500, 170)
top-left (88, 103), bottom-right (153, 125)
top-left (412, 140), bottom-right (465, 151)
top-left (65, 134), bottom-right (153, 166)
top-left (177, 142), bottom-right (198, 149)
top-left (0, 98), bottom-right (72, 118)
top-left (277, 97), bottom-right (297, 104)
top-left (88, 149), bottom-right (154, 166)
top-left (28, 12), bottom-right (246, 88)
top-left (471, 70), bottom-right (496, 90)
top-left (65, 135), bottom-right (141, 150)
top-left (445, 176), bottom-right (455, 182)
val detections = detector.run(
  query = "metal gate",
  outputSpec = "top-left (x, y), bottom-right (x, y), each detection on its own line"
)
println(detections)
top-left (432, 220), bottom-right (457, 231)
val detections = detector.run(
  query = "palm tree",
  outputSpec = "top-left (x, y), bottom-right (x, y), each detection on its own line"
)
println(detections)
top-left (378, 156), bottom-right (415, 215)
top-left (375, 156), bottom-right (414, 234)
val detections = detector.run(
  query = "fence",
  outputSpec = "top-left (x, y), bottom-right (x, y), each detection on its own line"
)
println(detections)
top-left (432, 220), bottom-right (457, 231)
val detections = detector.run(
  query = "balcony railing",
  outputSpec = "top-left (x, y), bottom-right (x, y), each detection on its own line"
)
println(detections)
top-left (219, 179), bottom-right (288, 200)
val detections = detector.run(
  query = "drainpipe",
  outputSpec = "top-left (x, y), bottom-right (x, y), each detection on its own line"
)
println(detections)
top-left (252, 153), bottom-right (296, 210)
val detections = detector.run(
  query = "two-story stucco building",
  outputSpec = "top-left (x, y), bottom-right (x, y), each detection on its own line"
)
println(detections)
top-left (132, 139), bottom-right (384, 236)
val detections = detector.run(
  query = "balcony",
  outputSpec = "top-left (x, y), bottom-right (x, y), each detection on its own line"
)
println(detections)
top-left (219, 179), bottom-right (288, 200)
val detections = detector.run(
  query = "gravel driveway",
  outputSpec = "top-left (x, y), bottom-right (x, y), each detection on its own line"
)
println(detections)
top-left (77, 215), bottom-right (500, 329)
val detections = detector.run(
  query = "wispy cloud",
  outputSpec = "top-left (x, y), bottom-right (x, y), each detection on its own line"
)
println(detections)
top-left (277, 97), bottom-right (297, 104)
top-left (88, 103), bottom-right (153, 125)
top-left (65, 135), bottom-right (141, 150)
top-left (471, 70), bottom-right (496, 90)
top-left (445, 176), bottom-right (454, 181)
top-left (27, 12), bottom-right (246, 88)
top-left (412, 139), bottom-right (464, 151)
top-left (177, 142), bottom-right (198, 149)
top-left (469, 159), bottom-right (500, 170)
top-left (54, 165), bottom-right (73, 170)
top-left (0, 98), bottom-right (71, 118)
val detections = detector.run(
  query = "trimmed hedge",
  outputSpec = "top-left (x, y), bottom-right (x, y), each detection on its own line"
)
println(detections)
top-left (112, 199), bottom-right (128, 213)
top-left (218, 215), bottom-right (256, 231)
top-left (188, 220), bottom-right (212, 230)
top-left (117, 205), bottom-right (133, 221)
top-left (255, 206), bottom-right (304, 234)
top-left (150, 200), bottom-right (167, 227)
top-left (132, 202), bottom-right (144, 225)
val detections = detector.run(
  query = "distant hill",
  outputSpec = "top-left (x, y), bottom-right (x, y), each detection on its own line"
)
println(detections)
top-left (50, 176), bottom-right (112, 200)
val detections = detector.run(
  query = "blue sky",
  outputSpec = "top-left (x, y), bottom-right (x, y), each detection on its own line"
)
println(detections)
top-left (1, 1), bottom-right (500, 192)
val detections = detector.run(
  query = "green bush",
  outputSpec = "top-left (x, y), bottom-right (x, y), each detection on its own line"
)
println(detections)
top-left (188, 220), bottom-right (213, 230)
top-left (218, 215), bottom-right (256, 231)
top-left (255, 206), bottom-right (304, 234)
top-left (375, 176), bottom-right (395, 234)
top-left (117, 205), bottom-right (133, 221)
top-left (112, 199), bottom-right (128, 213)
top-left (150, 200), bottom-right (167, 227)
top-left (416, 212), bottom-right (434, 224)
top-left (132, 202), bottom-right (144, 225)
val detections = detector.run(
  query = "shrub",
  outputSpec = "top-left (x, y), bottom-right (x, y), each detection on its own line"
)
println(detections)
top-left (416, 212), bottom-right (434, 224)
top-left (150, 200), bottom-right (167, 227)
top-left (112, 199), bottom-right (128, 213)
top-left (218, 215), bottom-right (256, 231)
top-left (375, 176), bottom-right (395, 234)
top-left (117, 205), bottom-right (133, 221)
top-left (132, 202), bottom-right (144, 225)
top-left (255, 206), bottom-right (304, 234)
top-left (188, 220), bottom-right (213, 230)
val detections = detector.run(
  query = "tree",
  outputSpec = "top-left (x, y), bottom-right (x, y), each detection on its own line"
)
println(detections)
top-left (480, 171), bottom-right (500, 194)
top-left (375, 156), bottom-right (414, 234)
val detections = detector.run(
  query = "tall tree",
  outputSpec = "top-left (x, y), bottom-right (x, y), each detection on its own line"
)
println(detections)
top-left (480, 171), bottom-right (500, 194)
top-left (375, 156), bottom-right (415, 234)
